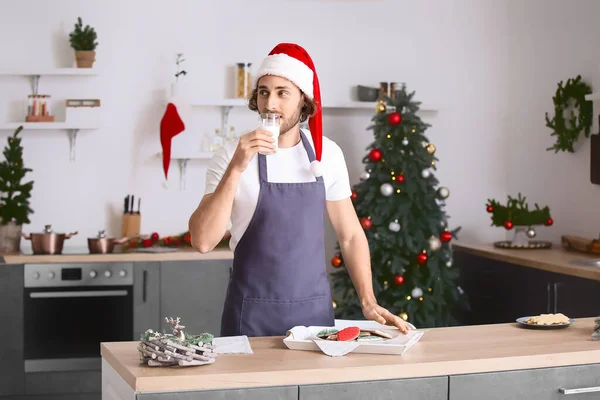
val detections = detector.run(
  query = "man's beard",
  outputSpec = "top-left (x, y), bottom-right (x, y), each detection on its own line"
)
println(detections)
top-left (278, 101), bottom-right (303, 136)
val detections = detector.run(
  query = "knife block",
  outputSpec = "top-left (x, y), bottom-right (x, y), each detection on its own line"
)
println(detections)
top-left (121, 214), bottom-right (141, 238)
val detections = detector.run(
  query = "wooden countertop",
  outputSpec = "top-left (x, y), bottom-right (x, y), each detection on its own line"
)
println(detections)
top-left (0, 247), bottom-right (233, 264)
top-left (452, 240), bottom-right (600, 281)
top-left (101, 317), bottom-right (600, 393)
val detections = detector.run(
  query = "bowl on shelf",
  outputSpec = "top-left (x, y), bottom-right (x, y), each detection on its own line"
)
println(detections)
top-left (356, 85), bottom-right (379, 102)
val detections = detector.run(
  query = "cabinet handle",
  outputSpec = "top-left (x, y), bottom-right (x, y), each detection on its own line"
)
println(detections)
top-left (559, 386), bottom-right (600, 394)
top-left (143, 270), bottom-right (148, 303)
top-left (546, 282), bottom-right (552, 313)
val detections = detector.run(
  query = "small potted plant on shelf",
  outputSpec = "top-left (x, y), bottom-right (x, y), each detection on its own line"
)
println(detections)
top-left (0, 126), bottom-right (34, 254)
top-left (69, 16), bottom-right (98, 68)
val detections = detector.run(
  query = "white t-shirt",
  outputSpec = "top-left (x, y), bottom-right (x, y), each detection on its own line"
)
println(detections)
top-left (204, 131), bottom-right (352, 252)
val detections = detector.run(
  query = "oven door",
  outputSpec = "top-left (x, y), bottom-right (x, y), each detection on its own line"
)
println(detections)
top-left (23, 285), bottom-right (133, 372)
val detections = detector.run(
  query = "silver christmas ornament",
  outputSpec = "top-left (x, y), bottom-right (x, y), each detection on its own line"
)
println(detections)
top-left (388, 220), bottom-right (401, 232)
top-left (446, 260), bottom-right (453, 268)
top-left (411, 287), bottom-right (423, 298)
top-left (526, 227), bottom-right (536, 238)
top-left (380, 183), bottom-right (394, 196)
top-left (421, 169), bottom-right (431, 178)
top-left (429, 236), bottom-right (442, 251)
top-left (402, 138), bottom-right (409, 146)
top-left (438, 187), bottom-right (450, 199)
top-left (360, 172), bottom-right (370, 180)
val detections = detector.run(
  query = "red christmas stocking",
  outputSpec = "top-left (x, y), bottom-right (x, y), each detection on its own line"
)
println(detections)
top-left (160, 102), bottom-right (185, 180)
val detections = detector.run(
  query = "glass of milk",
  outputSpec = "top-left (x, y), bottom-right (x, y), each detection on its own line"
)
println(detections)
top-left (258, 113), bottom-right (281, 155)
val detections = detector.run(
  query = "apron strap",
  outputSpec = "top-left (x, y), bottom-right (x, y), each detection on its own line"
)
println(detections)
top-left (257, 129), bottom-right (324, 184)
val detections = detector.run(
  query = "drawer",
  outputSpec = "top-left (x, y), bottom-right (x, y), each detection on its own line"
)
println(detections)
top-left (299, 376), bottom-right (448, 400)
top-left (449, 363), bottom-right (600, 400)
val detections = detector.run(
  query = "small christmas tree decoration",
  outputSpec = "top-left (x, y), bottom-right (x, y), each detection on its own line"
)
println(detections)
top-left (487, 193), bottom-right (553, 249)
top-left (0, 126), bottom-right (34, 254)
top-left (331, 255), bottom-right (342, 268)
top-left (440, 231), bottom-right (453, 243)
top-left (417, 252), bottom-right (428, 265)
top-left (394, 275), bottom-right (405, 285)
top-left (387, 112), bottom-right (402, 125)
top-left (368, 148), bottom-right (382, 162)
top-left (138, 317), bottom-right (217, 367)
top-left (375, 101), bottom-right (387, 113)
top-left (360, 217), bottom-right (372, 230)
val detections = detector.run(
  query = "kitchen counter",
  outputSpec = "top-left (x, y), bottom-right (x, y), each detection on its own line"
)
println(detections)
top-left (0, 247), bottom-right (233, 264)
top-left (101, 317), bottom-right (600, 398)
top-left (452, 240), bottom-right (600, 281)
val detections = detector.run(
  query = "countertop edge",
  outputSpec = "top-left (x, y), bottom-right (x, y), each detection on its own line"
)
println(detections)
top-left (0, 248), bottom-right (234, 264)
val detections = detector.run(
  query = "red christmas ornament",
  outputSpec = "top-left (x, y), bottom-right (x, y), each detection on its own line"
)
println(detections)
top-left (397, 174), bottom-right (405, 183)
top-left (440, 231), bottom-right (453, 243)
top-left (351, 190), bottom-right (358, 201)
top-left (394, 275), bottom-right (405, 285)
top-left (486, 205), bottom-right (494, 213)
top-left (369, 148), bottom-right (382, 162)
top-left (184, 232), bottom-right (191, 243)
top-left (142, 239), bottom-right (153, 248)
top-left (545, 218), bottom-right (553, 226)
top-left (360, 217), bottom-right (372, 230)
top-left (388, 112), bottom-right (402, 125)
top-left (151, 232), bottom-right (160, 241)
top-left (504, 221), bottom-right (513, 230)
top-left (164, 237), bottom-right (172, 245)
top-left (417, 252), bottom-right (428, 265)
top-left (331, 255), bottom-right (342, 268)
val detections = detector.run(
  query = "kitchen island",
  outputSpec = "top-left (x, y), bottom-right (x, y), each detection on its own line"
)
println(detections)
top-left (101, 318), bottom-right (600, 400)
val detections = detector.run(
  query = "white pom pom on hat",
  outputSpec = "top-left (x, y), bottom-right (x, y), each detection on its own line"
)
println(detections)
top-left (254, 43), bottom-right (324, 177)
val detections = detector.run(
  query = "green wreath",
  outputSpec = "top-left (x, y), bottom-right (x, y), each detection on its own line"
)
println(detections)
top-left (545, 75), bottom-right (593, 153)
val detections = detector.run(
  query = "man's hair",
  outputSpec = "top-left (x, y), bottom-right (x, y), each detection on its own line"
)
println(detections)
top-left (248, 87), bottom-right (317, 123)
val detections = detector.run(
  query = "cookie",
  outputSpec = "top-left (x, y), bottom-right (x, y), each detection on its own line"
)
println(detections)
top-left (360, 328), bottom-right (393, 339)
top-left (525, 313), bottom-right (570, 325)
top-left (316, 328), bottom-right (338, 339)
top-left (356, 335), bottom-right (383, 342)
top-left (337, 326), bottom-right (360, 341)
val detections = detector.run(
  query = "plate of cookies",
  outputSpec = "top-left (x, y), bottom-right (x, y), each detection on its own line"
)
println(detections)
top-left (516, 313), bottom-right (574, 329)
top-left (284, 319), bottom-right (424, 356)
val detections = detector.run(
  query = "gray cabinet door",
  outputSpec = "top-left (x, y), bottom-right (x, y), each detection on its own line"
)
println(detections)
top-left (0, 264), bottom-right (25, 396)
top-left (299, 377), bottom-right (448, 400)
top-left (449, 363), bottom-right (600, 400)
top-left (160, 260), bottom-right (231, 335)
top-left (133, 262), bottom-right (160, 339)
top-left (137, 385), bottom-right (297, 400)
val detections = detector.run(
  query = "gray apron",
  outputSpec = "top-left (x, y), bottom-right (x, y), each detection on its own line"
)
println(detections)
top-left (220, 129), bottom-right (335, 337)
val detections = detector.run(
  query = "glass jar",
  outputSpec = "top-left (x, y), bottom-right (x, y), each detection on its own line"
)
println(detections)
top-left (246, 63), bottom-right (253, 96)
top-left (236, 63), bottom-right (248, 98)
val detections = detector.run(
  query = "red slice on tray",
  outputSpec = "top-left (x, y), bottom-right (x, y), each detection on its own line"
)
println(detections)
top-left (336, 326), bottom-right (360, 341)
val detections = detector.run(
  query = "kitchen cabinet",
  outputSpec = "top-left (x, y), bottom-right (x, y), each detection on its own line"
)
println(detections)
top-left (133, 262), bottom-right (160, 340)
top-left (299, 376), bottom-right (448, 400)
top-left (0, 263), bottom-right (25, 397)
top-left (453, 251), bottom-right (600, 325)
top-left (160, 260), bottom-right (232, 335)
top-left (449, 363), bottom-right (600, 400)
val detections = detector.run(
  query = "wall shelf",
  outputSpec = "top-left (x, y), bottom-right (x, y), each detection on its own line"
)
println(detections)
top-left (0, 123), bottom-right (99, 162)
top-left (0, 68), bottom-right (98, 95)
top-left (157, 151), bottom-right (214, 190)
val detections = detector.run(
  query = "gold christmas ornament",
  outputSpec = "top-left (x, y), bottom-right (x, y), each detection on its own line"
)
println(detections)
top-left (332, 300), bottom-right (337, 309)
top-left (399, 312), bottom-right (408, 321)
top-left (426, 143), bottom-right (436, 155)
top-left (376, 101), bottom-right (387, 113)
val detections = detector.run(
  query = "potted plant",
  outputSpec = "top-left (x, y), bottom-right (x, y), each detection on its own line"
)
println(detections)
top-left (0, 126), bottom-right (34, 254)
top-left (69, 16), bottom-right (98, 68)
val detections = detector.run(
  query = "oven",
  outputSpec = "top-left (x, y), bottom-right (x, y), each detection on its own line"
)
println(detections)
top-left (23, 263), bottom-right (133, 372)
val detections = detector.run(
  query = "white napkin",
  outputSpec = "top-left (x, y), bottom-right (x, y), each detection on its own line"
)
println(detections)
top-left (213, 335), bottom-right (253, 354)
top-left (313, 338), bottom-right (360, 356)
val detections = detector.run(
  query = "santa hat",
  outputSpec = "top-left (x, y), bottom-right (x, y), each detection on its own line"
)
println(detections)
top-left (253, 43), bottom-right (324, 177)
top-left (160, 102), bottom-right (185, 181)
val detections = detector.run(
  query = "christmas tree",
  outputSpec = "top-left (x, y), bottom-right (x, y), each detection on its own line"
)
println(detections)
top-left (0, 126), bottom-right (34, 226)
top-left (330, 84), bottom-right (468, 328)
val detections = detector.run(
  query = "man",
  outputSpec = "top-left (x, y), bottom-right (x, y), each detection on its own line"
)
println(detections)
top-left (188, 43), bottom-right (410, 337)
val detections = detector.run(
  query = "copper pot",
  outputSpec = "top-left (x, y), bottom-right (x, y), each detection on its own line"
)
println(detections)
top-left (87, 230), bottom-right (130, 254)
top-left (22, 224), bottom-right (78, 255)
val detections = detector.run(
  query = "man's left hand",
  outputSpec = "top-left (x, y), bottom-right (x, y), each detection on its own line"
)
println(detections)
top-left (361, 300), bottom-right (411, 334)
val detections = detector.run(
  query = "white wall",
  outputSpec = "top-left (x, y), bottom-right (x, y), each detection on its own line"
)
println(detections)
top-left (0, 0), bottom-right (597, 257)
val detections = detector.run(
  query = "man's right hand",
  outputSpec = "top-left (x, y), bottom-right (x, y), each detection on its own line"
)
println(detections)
top-left (230, 129), bottom-right (276, 173)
